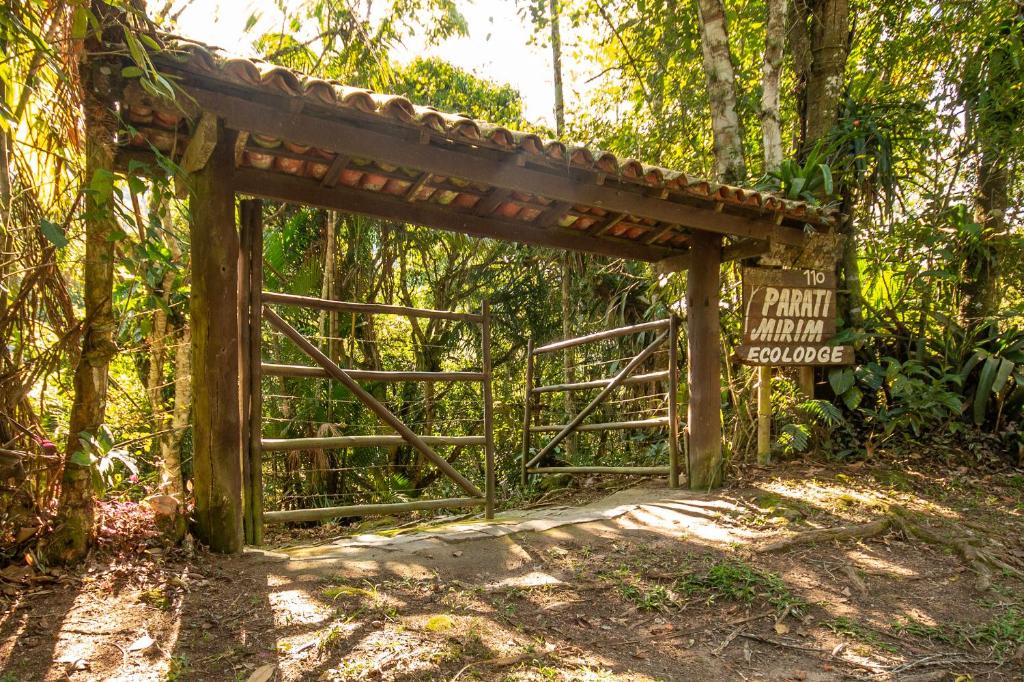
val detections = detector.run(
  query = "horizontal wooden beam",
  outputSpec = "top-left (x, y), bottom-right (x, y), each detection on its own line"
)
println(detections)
top-left (532, 319), bottom-right (670, 354)
top-left (527, 466), bottom-right (671, 475)
top-left (653, 237), bottom-right (772, 275)
top-left (262, 363), bottom-right (484, 382)
top-left (261, 435), bottom-right (486, 451)
top-left (532, 370), bottom-right (669, 394)
top-left (263, 496), bottom-right (485, 524)
top-left (262, 291), bottom-right (482, 323)
top-left (529, 417), bottom-right (670, 433)
top-left (182, 83), bottom-right (806, 247)
top-left (234, 168), bottom-right (674, 262)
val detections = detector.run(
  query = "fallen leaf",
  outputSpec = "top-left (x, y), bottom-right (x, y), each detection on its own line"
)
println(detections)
top-left (128, 635), bottom-right (155, 652)
top-left (774, 622), bottom-right (790, 635)
top-left (247, 664), bottom-right (277, 682)
top-left (451, 551), bottom-right (463, 558)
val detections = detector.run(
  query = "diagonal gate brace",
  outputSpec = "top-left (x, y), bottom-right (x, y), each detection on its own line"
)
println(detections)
top-left (526, 329), bottom-right (670, 469)
top-left (263, 306), bottom-right (484, 499)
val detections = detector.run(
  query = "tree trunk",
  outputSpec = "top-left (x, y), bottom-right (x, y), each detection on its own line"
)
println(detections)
top-left (48, 53), bottom-right (120, 563)
top-left (696, 0), bottom-right (746, 184)
top-left (791, 0), bottom-right (857, 325)
top-left (757, 0), bottom-right (788, 463)
top-left (159, 323), bottom-right (191, 497)
top-left (761, 0), bottom-right (787, 174)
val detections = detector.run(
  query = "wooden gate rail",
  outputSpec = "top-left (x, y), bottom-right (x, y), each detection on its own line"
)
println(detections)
top-left (521, 317), bottom-right (682, 487)
top-left (238, 229), bottom-right (497, 538)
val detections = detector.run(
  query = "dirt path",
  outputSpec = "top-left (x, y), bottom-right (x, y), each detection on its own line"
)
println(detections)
top-left (2, 464), bottom-right (1023, 681)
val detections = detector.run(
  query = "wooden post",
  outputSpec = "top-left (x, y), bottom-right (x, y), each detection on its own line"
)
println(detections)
top-left (240, 199), bottom-right (264, 544)
top-left (798, 366), bottom-right (815, 398)
top-left (238, 202), bottom-right (252, 544)
top-left (686, 231), bottom-right (723, 490)
top-left (757, 365), bottom-right (771, 464)
top-left (521, 339), bottom-right (534, 487)
top-left (190, 121), bottom-right (243, 553)
top-left (481, 301), bottom-right (495, 519)
top-left (668, 315), bottom-right (681, 488)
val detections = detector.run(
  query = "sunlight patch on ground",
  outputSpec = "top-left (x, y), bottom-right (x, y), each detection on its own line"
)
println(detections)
top-left (846, 549), bottom-right (919, 578)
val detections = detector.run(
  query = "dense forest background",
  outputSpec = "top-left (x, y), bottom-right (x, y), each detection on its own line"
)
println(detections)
top-left (1, 0), bottom-right (1022, 562)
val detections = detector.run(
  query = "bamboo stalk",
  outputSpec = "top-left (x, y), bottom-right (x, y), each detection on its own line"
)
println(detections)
top-left (526, 329), bottom-right (670, 469)
top-left (262, 291), bottom-right (482, 323)
top-left (532, 319), bottom-right (670, 355)
top-left (531, 370), bottom-right (669, 394)
top-left (263, 306), bottom-right (484, 498)
top-left (481, 301), bottom-right (495, 520)
top-left (261, 435), bottom-right (486, 451)
top-left (263, 497), bottom-right (485, 524)
top-left (529, 417), bottom-right (670, 433)
top-left (261, 363), bottom-right (484, 382)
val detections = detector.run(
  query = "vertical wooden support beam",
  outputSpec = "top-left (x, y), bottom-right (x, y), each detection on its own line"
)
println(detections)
top-left (798, 366), bottom-right (815, 398)
top-left (238, 202), bottom-right (252, 544)
top-left (668, 314), bottom-right (681, 488)
top-left (241, 199), bottom-right (264, 545)
top-left (686, 231), bottom-right (723, 490)
top-left (481, 301), bottom-right (495, 519)
top-left (520, 339), bottom-right (535, 487)
top-left (190, 121), bottom-right (243, 553)
top-left (757, 365), bottom-right (771, 464)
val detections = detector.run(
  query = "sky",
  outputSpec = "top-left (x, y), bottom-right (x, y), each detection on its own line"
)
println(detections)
top-left (174, 0), bottom-right (564, 127)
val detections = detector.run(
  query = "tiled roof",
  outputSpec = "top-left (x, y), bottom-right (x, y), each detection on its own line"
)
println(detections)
top-left (118, 38), bottom-right (838, 259)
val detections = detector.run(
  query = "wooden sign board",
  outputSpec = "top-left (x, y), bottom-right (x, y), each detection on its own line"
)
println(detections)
top-left (739, 267), bottom-right (852, 366)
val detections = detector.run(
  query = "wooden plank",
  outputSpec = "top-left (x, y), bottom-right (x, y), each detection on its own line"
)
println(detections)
top-left (668, 314), bottom-right (680, 488)
top-left (180, 111), bottom-right (219, 172)
top-left (529, 417), bottom-right (670, 433)
top-left (404, 171), bottom-right (432, 201)
top-left (526, 330), bottom-right (669, 468)
top-left (723, 238), bottom-right (770, 261)
top-left (654, 252), bottom-right (692, 275)
top-left (531, 370), bottom-right (669, 394)
top-left (182, 85), bottom-right (804, 245)
top-left (532, 319), bottom-right (670, 354)
top-left (743, 266), bottom-right (837, 289)
top-left (263, 497), bottom-right (485, 524)
top-left (686, 231), bottom-right (723, 490)
top-left (262, 290), bottom-right (483, 323)
top-left (233, 168), bottom-right (676, 262)
top-left (320, 153), bottom-right (350, 188)
top-left (262, 306), bottom-right (484, 498)
top-left (528, 466), bottom-right (670, 475)
top-left (520, 339), bottom-right (534, 487)
top-left (475, 187), bottom-right (513, 215)
top-left (481, 301), bottom-right (495, 519)
top-left (190, 121), bottom-right (243, 553)
top-left (537, 200), bottom-right (573, 227)
top-left (736, 343), bottom-right (853, 366)
top-left (591, 212), bottom-right (626, 236)
top-left (261, 363), bottom-right (485, 382)
top-left (261, 435), bottom-right (487, 451)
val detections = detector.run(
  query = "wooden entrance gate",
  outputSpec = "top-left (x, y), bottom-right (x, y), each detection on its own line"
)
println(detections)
top-left (520, 318), bottom-right (682, 488)
top-left (239, 204), bottom-right (495, 544)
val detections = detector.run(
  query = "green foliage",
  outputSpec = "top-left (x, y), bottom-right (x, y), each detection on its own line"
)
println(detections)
top-left (677, 559), bottom-right (806, 615)
top-left (756, 142), bottom-right (835, 204)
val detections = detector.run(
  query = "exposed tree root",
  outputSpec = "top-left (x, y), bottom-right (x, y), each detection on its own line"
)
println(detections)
top-left (759, 506), bottom-right (1024, 591)
top-left (757, 516), bottom-right (893, 553)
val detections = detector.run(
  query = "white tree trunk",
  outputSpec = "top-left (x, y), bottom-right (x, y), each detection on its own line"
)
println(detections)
top-left (761, 0), bottom-right (787, 174)
top-left (696, 0), bottom-right (746, 183)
